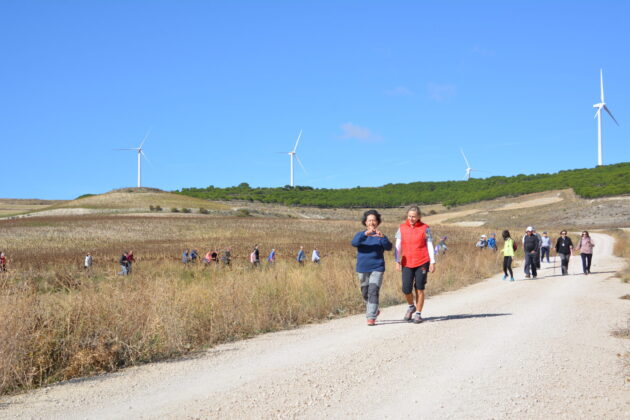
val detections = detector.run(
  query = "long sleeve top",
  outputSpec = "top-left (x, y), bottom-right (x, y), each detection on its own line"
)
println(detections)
top-left (351, 231), bottom-right (393, 272)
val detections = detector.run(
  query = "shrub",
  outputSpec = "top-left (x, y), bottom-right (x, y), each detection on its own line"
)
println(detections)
top-left (236, 209), bottom-right (251, 217)
top-left (199, 208), bottom-right (209, 214)
top-left (182, 208), bottom-right (191, 214)
top-left (171, 208), bottom-right (179, 213)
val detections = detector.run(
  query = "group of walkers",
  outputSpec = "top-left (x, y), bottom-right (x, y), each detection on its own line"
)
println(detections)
top-left (253, 245), bottom-right (320, 266)
top-left (351, 207), bottom-right (598, 327)
top-left (0, 251), bottom-right (6, 272)
top-left (117, 251), bottom-right (135, 275)
top-left (352, 206), bottom-right (435, 326)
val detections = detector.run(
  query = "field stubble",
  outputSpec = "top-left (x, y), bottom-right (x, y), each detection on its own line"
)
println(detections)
top-left (0, 214), bottom-right (501, 395)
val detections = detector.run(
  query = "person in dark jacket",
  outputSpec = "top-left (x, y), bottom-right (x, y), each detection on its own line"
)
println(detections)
top-left (523, 226), bottom-right (540, 279)
top-left (351, 209), bottom-right (392, 326)
top-left (555, 230), bottom-right (574, 275)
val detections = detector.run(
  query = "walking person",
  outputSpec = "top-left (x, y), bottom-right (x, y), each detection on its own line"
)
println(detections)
top-left (221, 248), bottom-right (231, 266)
top-left (395, 206), bottom-right (436, 324)
top-left (182, 249), bottom-right (190, 264)
top-left (126, 251), bottom-right (135, 274)
top-left (523, 227), bottom-right (539, 279)
top-left (250, 245), bottom-right (260, 267)
top-left (500, 230), bottom-right (516, 281)
top-left (267, 248), bottom-right (276, 264)
top-left (351, 210), bottom-right (392, 326)
top-left (0, 251), bottom-right (7, 272)
top-left (488, 233), bottom-right (497, 251)
top-left (118, 252), bottom-right (128, 275)
top-left (554, 230), bottom-right (574, 276)
top-left (540, 231), bottom-right (552, 263)
top-left (84, 252), bottom-right (93, 270)
top-left (533, 228), bottom-right (542, 269)
top-left (576, 231), bottom-right (595, 274)
top-left (296, 246), bottom-right (306, 265)
top-left (311, 248), bottom-right (321, 264)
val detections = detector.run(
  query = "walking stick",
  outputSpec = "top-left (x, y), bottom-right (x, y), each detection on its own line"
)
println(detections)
top-left (553, 254), bottom-right (556, 275)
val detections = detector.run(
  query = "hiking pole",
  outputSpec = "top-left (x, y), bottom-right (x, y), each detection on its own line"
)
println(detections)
top-left (553, 254), bottom-right (556, 275)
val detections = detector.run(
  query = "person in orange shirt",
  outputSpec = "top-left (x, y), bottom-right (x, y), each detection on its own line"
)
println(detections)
top-left (395, 206), bottom-right (436, 324)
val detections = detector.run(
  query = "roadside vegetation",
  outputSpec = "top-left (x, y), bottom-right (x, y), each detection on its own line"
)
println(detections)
top-left (177, 163), bottom-right (630, 207)
top-left (611, 229), bottom-right (630, 283)
top-left (0, 214), bottom-right (500, 395)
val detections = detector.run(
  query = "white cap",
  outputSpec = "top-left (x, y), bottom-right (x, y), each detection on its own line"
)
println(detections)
top-left (526, 226), bottom-right (533, 232)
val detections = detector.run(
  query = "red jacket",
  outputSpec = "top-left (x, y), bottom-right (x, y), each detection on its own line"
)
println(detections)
top-left (399, 221), bottom-right (430, 268)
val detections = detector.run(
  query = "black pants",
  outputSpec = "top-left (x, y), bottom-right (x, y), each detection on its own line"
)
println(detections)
top-left (540, 247), bottom-right (550, 262)
top-left (503, 256), bottom-right (513, 277)
top-left (558, 253), bottom-right (570, 275)
top-left (524, 252), bottom-right (537, 277)
top-left (580, 253), bottom-right (592, 273)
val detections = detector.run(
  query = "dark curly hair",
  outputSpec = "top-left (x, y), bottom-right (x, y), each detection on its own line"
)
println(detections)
top-left (502, 230), bottom-right (511, 240)
top-left (361, 209), bottom-right (382, 226)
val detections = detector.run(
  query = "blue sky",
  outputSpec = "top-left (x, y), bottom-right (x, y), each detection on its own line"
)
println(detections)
top-left (1, 1), bottom-right (628, 199)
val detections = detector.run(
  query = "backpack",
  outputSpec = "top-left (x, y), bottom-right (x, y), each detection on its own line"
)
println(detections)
top-left (512, 240), bottom-right (518, 252)
top-left (119, 254), bottom-right (127, 264)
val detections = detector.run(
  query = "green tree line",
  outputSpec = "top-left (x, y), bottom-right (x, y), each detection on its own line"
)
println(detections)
top-left (176, 163), bottom-right (630, 208)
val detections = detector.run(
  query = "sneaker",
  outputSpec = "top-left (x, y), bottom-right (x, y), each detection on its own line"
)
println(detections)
top-left (510, 277), bottom-right (515, 282)
top-left (525, 275), bottom-right (531, 279)
top-left (367, 319), bottom-right (376, 326)
top-left (502, 275), bottom-right (508, 280)
top-left (413, 313), bottom-right (423, 324)
top-left (404, 306), bottom-right (416, 322)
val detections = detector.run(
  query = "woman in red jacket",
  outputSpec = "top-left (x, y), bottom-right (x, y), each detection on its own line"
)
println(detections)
top-left (395, 206), bottom-right (436, 324)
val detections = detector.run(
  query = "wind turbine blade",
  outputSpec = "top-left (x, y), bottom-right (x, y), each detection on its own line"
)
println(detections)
top-left (140, 150), bottom-right (152, 163)
top-left (460, 148), bottom-right (471, 168)
top-left (295, 154), bottom-right (307, 174)
top-left (139, 129), bottom-right (151, 148)
top-left (599, 69), bottom-right (604, 103)
top-left (603, 105), bottom-right (619, 126)
top-left (593, 108), bottom-right (601, 119)
top-left (292, 130), bottom-right (303, 153)
top-left (115, 148), bottom-right (138, 151)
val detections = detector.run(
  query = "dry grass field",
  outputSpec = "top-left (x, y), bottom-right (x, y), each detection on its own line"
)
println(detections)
top-left (0, 213), bottom-right (502, 395)
top-left (0, 199), bottom-right (65, 218)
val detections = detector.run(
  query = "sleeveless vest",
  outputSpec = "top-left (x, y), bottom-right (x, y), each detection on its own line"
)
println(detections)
top-left (399, 221), bottom-right (429, 268)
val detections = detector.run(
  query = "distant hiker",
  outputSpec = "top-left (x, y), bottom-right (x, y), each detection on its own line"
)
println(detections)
top-left (395, 205), bottom-right (436, 324)
top-left (126, 251), bottom-right (135, 274)
top-left (311, 248), bottom-right (321, 264)
top-left (203, 251), bottom-right (212, 264)
top-left (352, 209), bottom-right (392, 326)
top-left (118, 252), bottom-right (128, 275)
top-left (540, 231), bottom-right (552, 263)
top-left (532, 228), bottom-right (542, 269)
top-left (0, 252), bottom-right (7, 272)
top-left (435, 236), bottom-right (448, 255)
top-left (475, 235), bottom-right (488, 249)
top-left (182, 249), bottom-right (189, 264)
top-left (576, 231), bottom-right (595, 275)
top-left (500, 230), bottom-right (515, 282)
top-left (267, 248), bottom-right (276, 264)
top-left (488, 233), bottom-right (497, 251)
top-left (523, 227), bottom-right (539, 279)
top-left (296, 246), bottom-right (306, 265)
top-left (249, 244), bottom-right (260, 267)
top-left (211, 251), bottom-right (218, 263)
top-left (190, 249), bottom-right (198, 263)
top-left (221, 248), bottom-right (231, 266)
top-left (555, 230), bottom-right (573, 276)
top-left (84, 252), bottom-right (93, 270)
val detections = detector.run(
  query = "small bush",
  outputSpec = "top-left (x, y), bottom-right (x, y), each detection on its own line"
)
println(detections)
top-left (155, 205), bottom-right (162, 212)
top-left (149, 205), bottom-right (155, 211)
top-left (170, 208), bottom-right (179, 213)
top-left (199, 208), bottom-right (209, 215)
top-left (182, 208), bottom-right (191, 214)
top-left (429, 209), bottom-right (437, 215)
top-left (236, 209), bottom-right (251, 217)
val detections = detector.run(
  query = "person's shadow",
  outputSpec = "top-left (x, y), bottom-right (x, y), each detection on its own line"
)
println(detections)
top-left (377, 313), bottom-right (511, 325)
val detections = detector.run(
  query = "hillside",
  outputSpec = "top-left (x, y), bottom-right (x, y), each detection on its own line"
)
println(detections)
top-left (176, 163), bottom-right (630, 208)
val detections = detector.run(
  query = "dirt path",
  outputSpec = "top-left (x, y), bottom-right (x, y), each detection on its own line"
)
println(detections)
top-left (1, 233), bottom-right (628, 419)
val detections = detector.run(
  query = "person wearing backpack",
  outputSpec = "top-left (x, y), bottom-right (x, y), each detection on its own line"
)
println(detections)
top-left (500, 230), bottom-right (515, 282)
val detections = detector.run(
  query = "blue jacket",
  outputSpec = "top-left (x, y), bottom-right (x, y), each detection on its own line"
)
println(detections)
top-left (351, 231), bottom-right (393, 272)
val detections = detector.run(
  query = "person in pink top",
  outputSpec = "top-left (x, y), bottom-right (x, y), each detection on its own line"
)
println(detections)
top-left (576, 231), bottom-right (595, 275)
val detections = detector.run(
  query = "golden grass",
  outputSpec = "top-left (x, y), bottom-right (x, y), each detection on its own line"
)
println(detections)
top-left (0, 214), bottom-right (500, 395)
top-left (611, 229), bottom-right (630, 283)
top-left (0, 199), bottom-right (63, 217)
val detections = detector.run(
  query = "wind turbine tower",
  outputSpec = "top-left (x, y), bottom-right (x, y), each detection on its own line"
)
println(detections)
top-left (460, 148), bottom-right (473, 181)
top-left (284, 130), bottom-right (306, 187)
top-left (116, 131), bottom-right (150, 188)
top-left (593, 69), bottom-right (619, 166)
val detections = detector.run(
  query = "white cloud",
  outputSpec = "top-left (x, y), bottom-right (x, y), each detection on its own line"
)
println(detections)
top-left (427, 83), bottom-right (457, 102)
top-left (339, 122), bottom-right (383, 143)
top-left (385, 86), bottom-right (414, 96)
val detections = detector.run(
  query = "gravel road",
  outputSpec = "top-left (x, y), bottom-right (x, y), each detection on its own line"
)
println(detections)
top-left (1, 233), bottom-right (628, 419)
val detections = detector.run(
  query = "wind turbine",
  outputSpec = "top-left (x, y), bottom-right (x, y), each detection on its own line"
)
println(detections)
top-left (280, 130), bottom-right (306, 187)
top-left (460, 148), bottom-right (483, 181)
top-left (116, 131), bottom-right (151, 188)
top-left (593, 69), bottom-right (619, 166)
